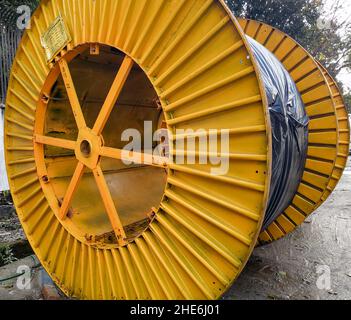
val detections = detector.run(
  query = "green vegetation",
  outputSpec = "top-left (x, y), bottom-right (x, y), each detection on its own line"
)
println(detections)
top-left (0, 244), bottom-right (16, 267)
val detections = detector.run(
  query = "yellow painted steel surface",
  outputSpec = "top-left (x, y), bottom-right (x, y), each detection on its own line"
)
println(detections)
top-left (318, 63), bottom-right (350, 202)
top-left (239, 19), bottom-right (350, 243)
top-left (5, 0), bottom-right (273, 300)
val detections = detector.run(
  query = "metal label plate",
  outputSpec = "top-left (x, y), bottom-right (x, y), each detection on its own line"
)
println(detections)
top-left (41, 15), bottom-right (71, 62)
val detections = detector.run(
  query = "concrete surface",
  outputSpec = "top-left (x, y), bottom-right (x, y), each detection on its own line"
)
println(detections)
top-left (0, 160), bottom-right (350, 300)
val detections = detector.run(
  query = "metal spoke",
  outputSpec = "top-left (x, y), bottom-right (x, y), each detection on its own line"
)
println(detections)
top-left (59, 162), bottom-right (86, 220)
top-left (92, 55), bottom-right (134, 135)
top-left (35, 134), bottom-right (76, 150)
top-left (100, 146), bottom-right (169, 168)
top-left (59, 58), bottom-right (87, 130)
top-left (93, 165), bottom-right (127, 246)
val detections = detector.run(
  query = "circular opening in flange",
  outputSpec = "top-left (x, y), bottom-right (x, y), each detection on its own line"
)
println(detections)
top-left (42, 44), bottom-right (169, 247)
top-left (80, 140), bottom-right (91, 157)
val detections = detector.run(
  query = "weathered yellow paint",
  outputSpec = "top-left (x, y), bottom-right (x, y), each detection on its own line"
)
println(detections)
top-left (317, 63), bottom-right (350, 203)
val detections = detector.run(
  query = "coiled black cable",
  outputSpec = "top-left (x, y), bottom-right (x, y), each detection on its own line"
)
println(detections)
top-left (247, 36), bottom-right (309, 231)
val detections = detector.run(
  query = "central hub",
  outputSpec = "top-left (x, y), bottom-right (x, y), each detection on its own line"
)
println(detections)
top-left (75, 127), bottom-right (103, 170)
top-left (80, 140), bottom-right (92, 157)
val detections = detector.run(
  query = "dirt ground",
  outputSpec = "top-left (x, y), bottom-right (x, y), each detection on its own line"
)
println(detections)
top-left (0, 159), bottom-right (350, 300)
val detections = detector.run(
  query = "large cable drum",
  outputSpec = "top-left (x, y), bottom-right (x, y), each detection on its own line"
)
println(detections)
top-left (5, 0), bottom-right (272, 300)
top-left (4, 1), bottom-right (349, 300)
top-left (239, 19), bottom-right (350, 244)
